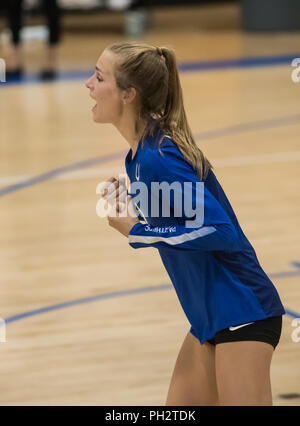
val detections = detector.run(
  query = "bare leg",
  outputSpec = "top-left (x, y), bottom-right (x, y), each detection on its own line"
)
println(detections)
top-left (165, 331), bottom-right (218, 406)
top-left (215, 341), bottom-right (274, 406)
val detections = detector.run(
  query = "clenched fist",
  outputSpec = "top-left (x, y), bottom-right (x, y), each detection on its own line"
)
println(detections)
top-left (99, 176), bottom-right (139, 237)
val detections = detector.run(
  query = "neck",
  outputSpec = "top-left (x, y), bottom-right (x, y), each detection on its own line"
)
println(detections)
top-left (114, 111), bottom-right (147, 156)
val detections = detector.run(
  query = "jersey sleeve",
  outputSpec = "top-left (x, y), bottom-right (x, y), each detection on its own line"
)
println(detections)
top-left (128, 145), bottom-right (240, 252)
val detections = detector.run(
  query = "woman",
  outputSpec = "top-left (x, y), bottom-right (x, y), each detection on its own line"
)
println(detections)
top-left (85, 41), bottom-right (285, 406)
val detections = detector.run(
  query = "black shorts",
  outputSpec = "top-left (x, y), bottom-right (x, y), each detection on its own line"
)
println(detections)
top-left (206, 316), bottom-right (282, 349)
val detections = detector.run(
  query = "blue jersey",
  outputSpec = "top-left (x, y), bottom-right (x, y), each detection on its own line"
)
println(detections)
top-left (125, 129), bottom-right (285, 344)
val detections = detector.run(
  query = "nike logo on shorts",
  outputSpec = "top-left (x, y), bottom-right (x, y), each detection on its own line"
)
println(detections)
top-left (229, 322), bottom-right (254, 331)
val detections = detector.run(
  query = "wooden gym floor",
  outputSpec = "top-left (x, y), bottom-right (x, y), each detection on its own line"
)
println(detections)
top-left (0, 3), bottom-right (299, 405)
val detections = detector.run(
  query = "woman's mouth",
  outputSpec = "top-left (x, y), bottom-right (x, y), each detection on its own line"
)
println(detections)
top-left (92, 103), bottom-right (97, 112)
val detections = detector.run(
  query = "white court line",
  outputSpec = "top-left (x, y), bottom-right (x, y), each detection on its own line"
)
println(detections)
top-left (1, 151), bottom-right (300, 187)
top-left (213, 151), bottom-right (300, 167)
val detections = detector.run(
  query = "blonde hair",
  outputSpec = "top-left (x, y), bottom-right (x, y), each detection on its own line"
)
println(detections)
top-left (106, 41), bottom-right (213, 181)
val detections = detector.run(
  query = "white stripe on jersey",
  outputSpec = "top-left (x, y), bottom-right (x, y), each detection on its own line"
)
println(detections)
top-left (129, 226), bottom-right (216, 246)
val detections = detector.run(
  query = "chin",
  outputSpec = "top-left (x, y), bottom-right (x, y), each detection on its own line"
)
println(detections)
top-left (94, 116), bottom-right (111, 124)
top-left (93, 114), bottom-right (102, 123)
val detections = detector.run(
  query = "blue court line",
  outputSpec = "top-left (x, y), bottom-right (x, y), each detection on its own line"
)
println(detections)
top-left (4, 284), bottom-right (172, 325)
top-left (178, 53), bottom-right (300, 72)
top-left (2, 262), bottom-right (300, 326)
top-left (1, 54), bottom-right (299, 326)
top-left (194, 114), bottom-right (300, 140)
top-left (1, 113), bottom-right (300, 199)
top-left (1, 52), bottom-right (300, 87)
top-left (0, 151), bottom-right (126, 198)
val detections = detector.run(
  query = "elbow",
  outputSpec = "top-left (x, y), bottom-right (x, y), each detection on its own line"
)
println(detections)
top-left (219, 223), bottom-right (241, 252)
top-left (227, 227), bottom-right (240, 251)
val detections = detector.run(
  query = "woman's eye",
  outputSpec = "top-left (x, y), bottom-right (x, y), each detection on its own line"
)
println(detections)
top-left (97, 76), bottom-right (103, 82)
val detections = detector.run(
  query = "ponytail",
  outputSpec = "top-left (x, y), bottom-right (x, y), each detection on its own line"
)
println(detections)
top-left (157, 46), bottom-right (213, 181)
top-left (107, 41), bottom-right (213, 181)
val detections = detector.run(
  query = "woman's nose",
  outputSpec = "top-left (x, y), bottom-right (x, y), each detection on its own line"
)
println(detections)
top-left (85, 74), bottom-right (93, 89)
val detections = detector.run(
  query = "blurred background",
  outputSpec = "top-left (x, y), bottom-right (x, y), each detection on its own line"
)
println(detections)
top-left (1, 0), bottom-right (299, 79)
top-left (0, 0), bottom-right (299, 406)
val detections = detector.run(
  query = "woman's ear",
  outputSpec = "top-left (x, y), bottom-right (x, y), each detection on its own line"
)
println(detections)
top-left (122, 87), bottom-right (137, 105)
